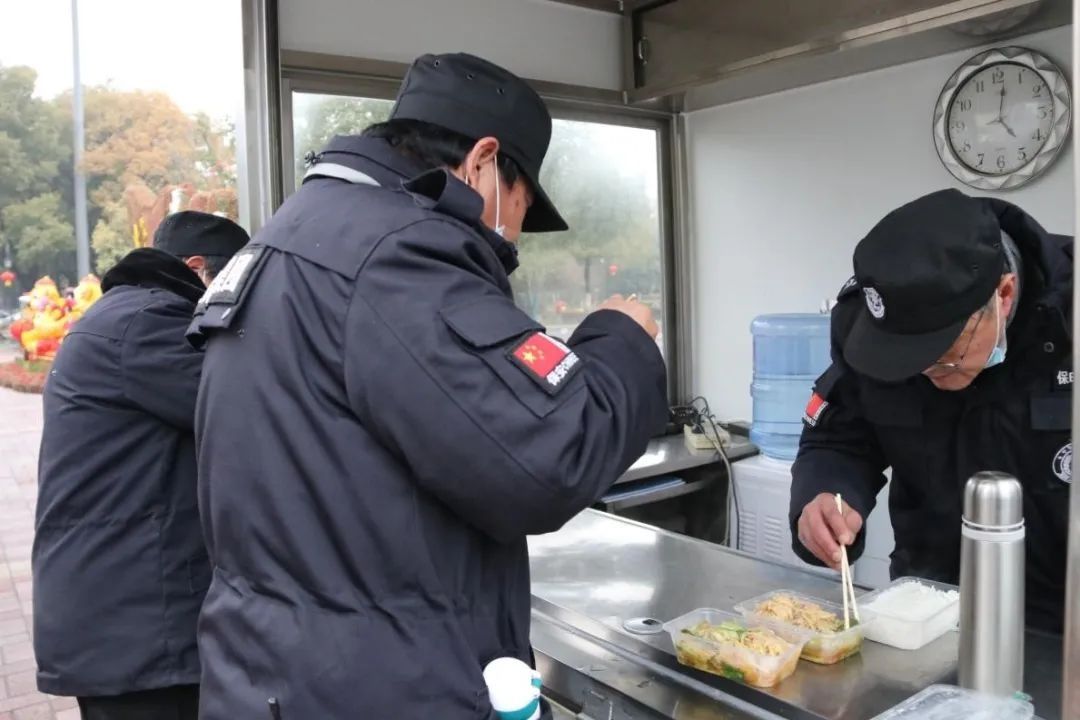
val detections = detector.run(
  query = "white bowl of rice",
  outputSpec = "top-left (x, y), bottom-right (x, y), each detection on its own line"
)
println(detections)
top-left (858, 577), bottom-right (960, 650)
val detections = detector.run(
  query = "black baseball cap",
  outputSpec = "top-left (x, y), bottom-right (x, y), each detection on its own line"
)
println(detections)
top-left (153, 211), bottom-right (250, 259)
top-left (390, 53), bottom-right (568, 233)
top-left (844, 189), bottom-right (1005, 382)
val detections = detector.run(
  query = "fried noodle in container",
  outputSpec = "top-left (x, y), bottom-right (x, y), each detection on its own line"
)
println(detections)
top-left (734, 590), bottom-right (870, 665)
top-left (663, 609), bottom-right (805, 688)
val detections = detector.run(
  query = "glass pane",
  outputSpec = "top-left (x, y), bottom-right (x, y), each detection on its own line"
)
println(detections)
top-left (515, 120), bottom-right (664, 349)
top-left (0, 0), bottom-right (244, 291)
top-left (291, 93), bottom-right (394, 189)
top-left (286, 100), bottom-right (666, 352)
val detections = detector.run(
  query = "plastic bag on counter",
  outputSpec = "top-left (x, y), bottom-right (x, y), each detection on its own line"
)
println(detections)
top-left (872, 684), bottom-right (1034, 720)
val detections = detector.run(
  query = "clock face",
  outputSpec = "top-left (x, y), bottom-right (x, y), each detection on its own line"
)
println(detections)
top-left (946, 62), bottom-right (1056, 176)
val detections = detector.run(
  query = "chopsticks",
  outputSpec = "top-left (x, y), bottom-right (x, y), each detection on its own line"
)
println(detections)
top-left (835, 493), bottom-right (861, 630)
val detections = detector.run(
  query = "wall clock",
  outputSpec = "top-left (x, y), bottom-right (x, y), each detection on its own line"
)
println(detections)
top-left (933, 46), bottom-right (1071, 190)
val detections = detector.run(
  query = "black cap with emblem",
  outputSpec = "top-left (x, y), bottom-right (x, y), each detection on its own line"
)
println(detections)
top-left (390, 52), bottom-right (567, 234)
top-left (844, 189), bottom-right (1006, 383)
top-left (153, 211), bottom-right (250, 259)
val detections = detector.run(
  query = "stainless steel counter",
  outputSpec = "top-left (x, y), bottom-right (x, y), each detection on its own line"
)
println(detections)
top-left (529, 510), bottom-right (1063, 720)
top-left (615, 434), bottom-right (757, 486)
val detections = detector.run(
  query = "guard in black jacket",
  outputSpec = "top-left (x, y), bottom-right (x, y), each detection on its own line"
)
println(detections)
top-left (33, 212), bottom-right (248, 720)
top-left (791, 189), bottom-right (1071, 634)
top-left (188, 53), bottom-right (667, 719)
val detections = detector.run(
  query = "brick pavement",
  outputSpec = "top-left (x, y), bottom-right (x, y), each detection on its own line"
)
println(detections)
top-left (0, 378), bottom-right (79, 720)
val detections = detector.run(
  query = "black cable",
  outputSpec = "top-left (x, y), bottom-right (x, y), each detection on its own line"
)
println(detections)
top-left (688, 396), bottom-right (739, 549)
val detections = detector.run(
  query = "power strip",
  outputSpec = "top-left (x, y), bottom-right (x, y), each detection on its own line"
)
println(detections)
top-left (684, 422), bottom-right (730, 451)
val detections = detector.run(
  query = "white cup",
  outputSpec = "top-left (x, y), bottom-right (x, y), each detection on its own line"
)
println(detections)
top-left (483, 657), bottom-right (541, 720)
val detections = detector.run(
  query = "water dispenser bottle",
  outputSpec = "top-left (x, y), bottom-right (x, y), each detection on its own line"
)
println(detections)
top-left (750, 314), bottom-right (831, 461)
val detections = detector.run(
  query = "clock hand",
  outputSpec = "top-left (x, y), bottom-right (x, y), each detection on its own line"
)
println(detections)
top-left (986, 85), bottom-right (1017, 136)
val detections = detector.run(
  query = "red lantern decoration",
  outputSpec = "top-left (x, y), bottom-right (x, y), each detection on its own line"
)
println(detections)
top-left (0, 270), bottom-right (14, 288)
top-left (608, 264), bottom-right (618, 277)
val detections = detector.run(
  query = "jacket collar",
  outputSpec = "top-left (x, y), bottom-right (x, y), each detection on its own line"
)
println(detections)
top-left (310, 136), bottom-right (519, 275)
top-left (102, 248), bottom-right (205, 303)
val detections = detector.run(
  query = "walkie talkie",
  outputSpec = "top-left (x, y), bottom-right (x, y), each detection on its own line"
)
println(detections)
top-left (268, 697), bottom-right (283, 720)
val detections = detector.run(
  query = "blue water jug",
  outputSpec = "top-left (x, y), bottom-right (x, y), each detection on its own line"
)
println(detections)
top-left (750, 314), bottom-right (831, 461)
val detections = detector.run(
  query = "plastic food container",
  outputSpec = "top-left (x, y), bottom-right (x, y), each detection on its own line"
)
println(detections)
top-left (872, 684), bottom-right (1034, 720)
top-left (734, 590), bottom-right (869, 665)
top-left (858, 577), bottom-right (960, 651)
top-left (663, 608), bottom-right (805, 688)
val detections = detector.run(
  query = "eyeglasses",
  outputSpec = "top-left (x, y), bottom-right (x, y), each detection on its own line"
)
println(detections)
top-left (926, 308), bottom-right (987, 376)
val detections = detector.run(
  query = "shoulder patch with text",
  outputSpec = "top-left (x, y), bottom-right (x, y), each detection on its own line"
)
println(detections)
top-left (196, 244), bottom-right (265, 313)
top-left (803, 392), bottom-right (830, 427)
top-left (507, 332), bottom-right (582, 395)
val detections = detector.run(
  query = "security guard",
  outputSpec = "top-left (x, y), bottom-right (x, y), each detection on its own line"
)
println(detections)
top-left (189, 53), bottom-right (667, 719)
top-left (791, 189), bottom-right (1071, 634)
top-left (34, 212), bottom-right (249, 719)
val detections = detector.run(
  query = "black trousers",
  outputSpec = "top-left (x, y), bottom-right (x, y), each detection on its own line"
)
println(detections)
top-left (77, 685), bottom-right (199, 720)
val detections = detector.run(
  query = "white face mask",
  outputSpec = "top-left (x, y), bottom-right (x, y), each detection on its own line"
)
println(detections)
top-left (985, 293), bottom-right (1008, 369)
top-left (492, 158), bottom-right (506, 238)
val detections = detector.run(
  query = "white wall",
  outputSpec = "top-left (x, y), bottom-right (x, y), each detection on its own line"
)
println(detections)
top-left (689, 26), bottom-right (1075, 420)
top-left (278, 0), bottom-right (623, 90)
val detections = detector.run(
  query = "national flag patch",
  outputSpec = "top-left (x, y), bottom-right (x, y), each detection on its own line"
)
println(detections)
top-left (508, 332), bottom-right (582, 395)
top-left (803, 392), bottom-right (830, 427)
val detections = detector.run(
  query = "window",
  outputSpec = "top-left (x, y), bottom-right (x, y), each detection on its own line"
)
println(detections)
top-left (287, 92), bottom-right (667, 349)
top-left (290, 93), bottom-right (393, 189)
top-left (515, 119), bottom-right (664, 347)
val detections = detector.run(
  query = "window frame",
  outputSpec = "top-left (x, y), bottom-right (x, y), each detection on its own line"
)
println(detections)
top-left (278, 51), bottom-right (686, 402)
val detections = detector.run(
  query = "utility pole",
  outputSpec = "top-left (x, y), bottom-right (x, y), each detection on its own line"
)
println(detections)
top-left (71, 0), bottom-right (90, 279)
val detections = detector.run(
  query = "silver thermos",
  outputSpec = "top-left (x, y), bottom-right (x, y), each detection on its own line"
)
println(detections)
top-left (959, 471), bottom-right (1026, 696)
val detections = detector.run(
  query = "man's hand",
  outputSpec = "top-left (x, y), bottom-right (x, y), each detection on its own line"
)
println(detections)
top-left (796, 493), bottom-right (864, 570)
top-left (598, 294), bottom-right (659, 339)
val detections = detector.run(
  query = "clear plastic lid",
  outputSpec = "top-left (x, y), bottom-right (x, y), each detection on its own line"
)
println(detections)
top-left (873, 685), bottom-right (1034, 720)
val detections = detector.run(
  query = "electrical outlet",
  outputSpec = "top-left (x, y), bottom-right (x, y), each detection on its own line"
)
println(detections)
top-left (684, 423), bottom-right (730, 451)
